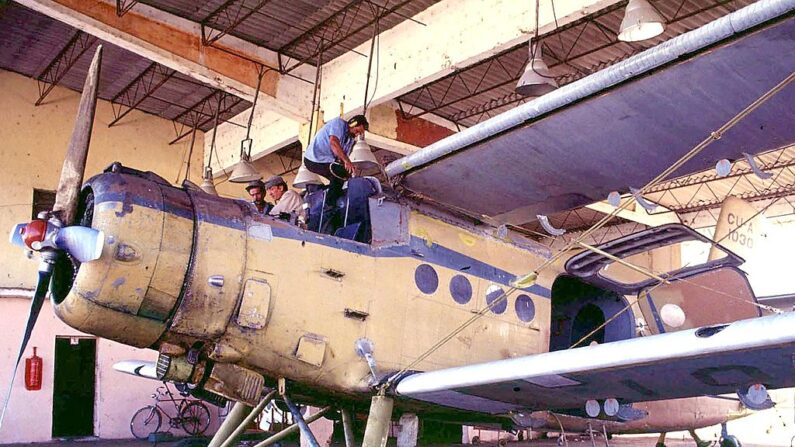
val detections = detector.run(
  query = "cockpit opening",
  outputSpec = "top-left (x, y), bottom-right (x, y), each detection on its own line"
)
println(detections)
top-left (549, 275), bottom-right (635, 352)
top-left (303, 176), bottom-right (383, 244)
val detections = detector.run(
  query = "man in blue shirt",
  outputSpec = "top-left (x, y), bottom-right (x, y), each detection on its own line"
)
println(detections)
top-left (304, 115), bottom-right (368, 194)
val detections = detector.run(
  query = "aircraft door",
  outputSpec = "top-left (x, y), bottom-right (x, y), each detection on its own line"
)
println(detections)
top-left (637, 267), bottom-right (761, 335)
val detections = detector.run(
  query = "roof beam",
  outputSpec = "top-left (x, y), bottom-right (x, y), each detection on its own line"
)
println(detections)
top-left (35, 30), bottom-right (98, 105)
top-left (319, 0), bottom-right (622, 117)
top-left (171, 91), bottom-right (245, 144)
top-left (201, 0), bottom-right (273, 46)
top-left (109, 62), bottom-right (176, 127)
top-left (586, 201), bottom-right (680, 227)
top-left (18, 0), bottom-right (312, 121)
top-left (115, 0), bottom-right (139, 17)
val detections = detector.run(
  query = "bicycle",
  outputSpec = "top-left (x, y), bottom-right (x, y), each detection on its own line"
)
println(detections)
top-left (130, 382), bottom-right (212, 439)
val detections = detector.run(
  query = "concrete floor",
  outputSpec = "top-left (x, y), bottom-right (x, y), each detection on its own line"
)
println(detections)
top-left (0, 437), bottom-right (773, 447)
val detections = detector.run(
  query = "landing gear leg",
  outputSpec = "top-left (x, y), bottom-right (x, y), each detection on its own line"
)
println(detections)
top-left (283, 395), bottom-right (321, 447)
top-left (362, 394), bottom-right (394, 447)
top-left (217, 391), bottom-right (278, 447)
top-left (689, 429), bottom-right (711, 447)
top-left (208, 401), bottom-right (253, 447)
top-left (719, 422), bottom-right (742, 447)
top-left (340, 408), bottom-right (356, 447)
top-left (656, 432), bottom-right (667, 447)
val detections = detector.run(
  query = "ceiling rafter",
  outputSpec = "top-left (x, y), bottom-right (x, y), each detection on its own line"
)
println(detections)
top-left (397, 0), bottom-right (752, 127)
top-left (170, 91), bottom-right (244, 144)
top-left (277, 0), bottom-right (414, 74)
top-left (200, 0), bottom-right (273, 46)
top-left (35, 30), bottom-right (98, 106)
top-left (109, 62), bottom-right (176, 127)
top-left (116, 0), bottom-right (140, 17)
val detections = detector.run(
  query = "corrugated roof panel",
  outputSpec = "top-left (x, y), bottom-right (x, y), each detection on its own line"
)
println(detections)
top-left (0, 3), bottom-right (250, 137)
top-left (397, 0), bottom-right (761, 127)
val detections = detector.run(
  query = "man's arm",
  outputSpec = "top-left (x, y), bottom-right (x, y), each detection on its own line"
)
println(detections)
top-left (329, 135), bottom-right (356, 175)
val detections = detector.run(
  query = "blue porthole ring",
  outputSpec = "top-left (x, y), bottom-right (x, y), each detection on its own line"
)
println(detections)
top-left (485, 285), bottom-right (507, 314)
top-left (450, 275), bottom-right (472, 304)
top-left (415, 264), bottom-right (439, 295)
top-left (515, 294), bottom-right (536, 323)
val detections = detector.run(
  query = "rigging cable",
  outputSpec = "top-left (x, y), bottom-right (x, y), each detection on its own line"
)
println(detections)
top-left (381, 70), bottom-right (795, 388)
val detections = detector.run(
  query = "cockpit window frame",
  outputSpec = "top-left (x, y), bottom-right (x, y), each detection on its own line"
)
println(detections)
top-left (564, 224), bottom-right (744, 295)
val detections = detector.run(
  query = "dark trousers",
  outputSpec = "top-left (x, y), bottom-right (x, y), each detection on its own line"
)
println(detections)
top-left (304, 158), bottom-right (349, 201)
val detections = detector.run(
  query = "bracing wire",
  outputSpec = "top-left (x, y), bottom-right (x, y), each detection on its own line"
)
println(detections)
top-left (382, 70), bottom-right (795, 387)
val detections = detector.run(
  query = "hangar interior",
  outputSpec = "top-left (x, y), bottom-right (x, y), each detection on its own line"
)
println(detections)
top-left (0, 0), bottom-right (794, 446)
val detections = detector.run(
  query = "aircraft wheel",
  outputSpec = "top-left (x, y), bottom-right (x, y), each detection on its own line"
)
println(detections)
top-left (721, 435), bottom-right (742, 447)
top-left (655, 443), bottom-right (666, 447)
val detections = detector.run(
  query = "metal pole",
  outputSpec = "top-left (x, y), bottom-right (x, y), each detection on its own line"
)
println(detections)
top-left (341, 408), bottom-right (356, 447)
top-left (252, 406), bottom-right (331, 447)
top-left (208, 401), bottom-right (253, 447)
top-left (283, 396), bottom-right (320, 447)
top-left (362, 395), bottom-right (393, 447)
top-left (219, 390), bottom-right (278, 447)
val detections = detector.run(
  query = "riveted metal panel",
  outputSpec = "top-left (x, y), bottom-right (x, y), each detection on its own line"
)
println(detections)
top-left (168, 191), bottom-right (248, 338)
top-left (236, 279), bottom-right (271, 330)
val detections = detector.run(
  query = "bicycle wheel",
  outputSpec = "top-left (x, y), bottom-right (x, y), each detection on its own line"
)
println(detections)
top-left (181, 401), bottom-right (211, 435)
top-left (130, 405), bottom-right (162, 440)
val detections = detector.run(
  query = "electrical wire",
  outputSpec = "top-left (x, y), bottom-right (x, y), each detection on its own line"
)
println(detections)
top-left (362, 5), bottom-right (381, 114)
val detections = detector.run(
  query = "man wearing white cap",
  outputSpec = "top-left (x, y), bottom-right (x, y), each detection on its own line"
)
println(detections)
top-left (264, 175), bottom-right (303, 219)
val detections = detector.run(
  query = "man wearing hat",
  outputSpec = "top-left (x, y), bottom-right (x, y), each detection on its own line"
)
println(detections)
top-left (304, 115), bottom-right (368, 194)
top-left (263, 175), bottom-right (303, 218)
top-left (245, 180), bottom-right (273, 215)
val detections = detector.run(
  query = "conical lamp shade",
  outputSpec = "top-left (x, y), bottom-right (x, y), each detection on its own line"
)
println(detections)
top-left (618, 0), bottom-right (665, 42)
top-left (293, 163), bottom-right (323, 189)
top-left (349, 134), bottom-right (380, 175)
top-left (229, 155), bottom-right (261, 183)
top-left (200, 167), bottom-right (218, 195)
top-left (515, 44), bottom-right (558, 97)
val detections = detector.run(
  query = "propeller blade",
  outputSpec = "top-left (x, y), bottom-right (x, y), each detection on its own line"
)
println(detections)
top-left (0, 269), bottom-right (52, 428)
top-left (54, 226), bottom-right (104, 263)
top-left (8, 223), bottom-right (27, 248)
top-left (52, 45), bottom-right (103, 226)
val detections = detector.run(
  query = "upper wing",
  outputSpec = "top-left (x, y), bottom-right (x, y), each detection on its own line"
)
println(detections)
top-left (394, 312), bottom-right (795, 414)
top-left (385, 2), bottom-right (795, 225)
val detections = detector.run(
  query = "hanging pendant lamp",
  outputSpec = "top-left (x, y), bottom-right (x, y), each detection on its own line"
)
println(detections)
top-left (618, 0), bottom-right (665, 42)
top-left (349, 134), bottom-right (380, 175)
top-left (293, 163), bottom-right (324, 189)
top-left (200, 166), bottom-right (218, 195)
top-left (229, 138), bottom-right (260, 183)
top-left (515, 43), bottom-right (558, 97)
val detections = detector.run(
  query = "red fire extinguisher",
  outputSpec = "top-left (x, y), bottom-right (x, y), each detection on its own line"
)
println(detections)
top-left (25, 347), bottom-right (42, 391)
